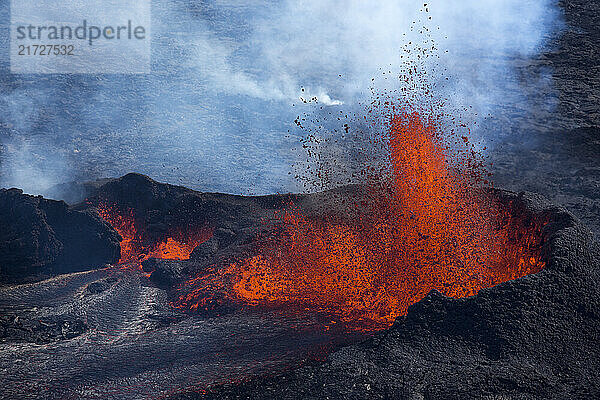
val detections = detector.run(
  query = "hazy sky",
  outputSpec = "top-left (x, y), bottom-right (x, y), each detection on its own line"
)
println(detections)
top-left (0, 0), bottom-right (562, 196)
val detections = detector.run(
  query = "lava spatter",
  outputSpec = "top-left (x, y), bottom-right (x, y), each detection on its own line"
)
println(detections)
top-left (97, 203), bottom-right (211, 265)
top-left (176, 106), bottom-right (545, 331)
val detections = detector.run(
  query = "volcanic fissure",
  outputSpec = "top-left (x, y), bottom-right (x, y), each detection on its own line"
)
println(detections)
top-left (97, 107), bottom-right (546, 332)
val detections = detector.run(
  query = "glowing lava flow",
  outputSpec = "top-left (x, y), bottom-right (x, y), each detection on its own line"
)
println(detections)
top-left (97, 204), bottom-right (210, 265)
top-left (175, 110), bottom-right (545, 331)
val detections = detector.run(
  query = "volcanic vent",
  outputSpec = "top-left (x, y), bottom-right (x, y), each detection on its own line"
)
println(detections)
top-left (90, 106), bottom-right (547, 332)
top-left (170, 109), bottom-right (545, 330)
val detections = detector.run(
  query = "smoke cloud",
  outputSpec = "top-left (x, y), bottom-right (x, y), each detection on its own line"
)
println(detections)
top-left (0, 0), bottom-right (562, 196)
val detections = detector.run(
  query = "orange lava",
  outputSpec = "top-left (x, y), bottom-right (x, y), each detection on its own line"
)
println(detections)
top-left (175, 109), bottom-right (545, 330)
top-left (97, 204), bottom-right (210, 264)
top-left (149, 238), bottom-right (200, 261)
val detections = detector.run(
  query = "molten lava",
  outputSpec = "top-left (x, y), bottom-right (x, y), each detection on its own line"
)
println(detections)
top-left (175, 109), bottom-right (545, 330)
top-left (97, 204), bottom-right (210, 264)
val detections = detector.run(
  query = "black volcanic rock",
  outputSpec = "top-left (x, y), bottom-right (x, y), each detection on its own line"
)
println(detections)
top-left (80, 173), bottom-right (271, 252)
top-left (180, 190), bottom-right (600, 400)
top-left (0, 188), bottom-right (121, 283)
top-left (142, 258), bottom-right (193, 288)
top-left (0, 313), bottom-right (87, 344)
top-left (190, 236), bottom-right (221, 264)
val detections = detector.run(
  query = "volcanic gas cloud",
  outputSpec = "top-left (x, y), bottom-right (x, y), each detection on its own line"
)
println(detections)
top-left (174, 103), bottom-right (545, 331)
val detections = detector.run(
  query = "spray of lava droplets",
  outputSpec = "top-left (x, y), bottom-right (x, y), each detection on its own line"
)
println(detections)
top-left (174, 99), bottom-right (545, 330)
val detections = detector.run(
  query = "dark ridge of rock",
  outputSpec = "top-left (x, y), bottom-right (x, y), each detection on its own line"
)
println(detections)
top-left (0, 313), bottom-right (88, 344)
top-left (175, 189), bottom-right (600, 400)
top-left (87, 172), bottom-right (365, 228)
top-left (0, 188), bottom-right (121, 284)
top-left (78, 173), bottom-right (285, 251)
top-left (0, 189), bottom-right (61, 280)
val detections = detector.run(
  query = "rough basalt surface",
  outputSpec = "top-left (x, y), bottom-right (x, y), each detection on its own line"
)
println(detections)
top-left (0, 188), bottom-right (121, 284)
top-left (0, 313), bottom-right (88, 345)
top-left (177, 190), bottom-right (600, 400)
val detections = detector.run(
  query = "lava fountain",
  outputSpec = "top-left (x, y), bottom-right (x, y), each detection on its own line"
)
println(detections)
top-left (96, 203), bottom-right (211, 265)
top-left (175, 107), bottom-right (545, 331)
